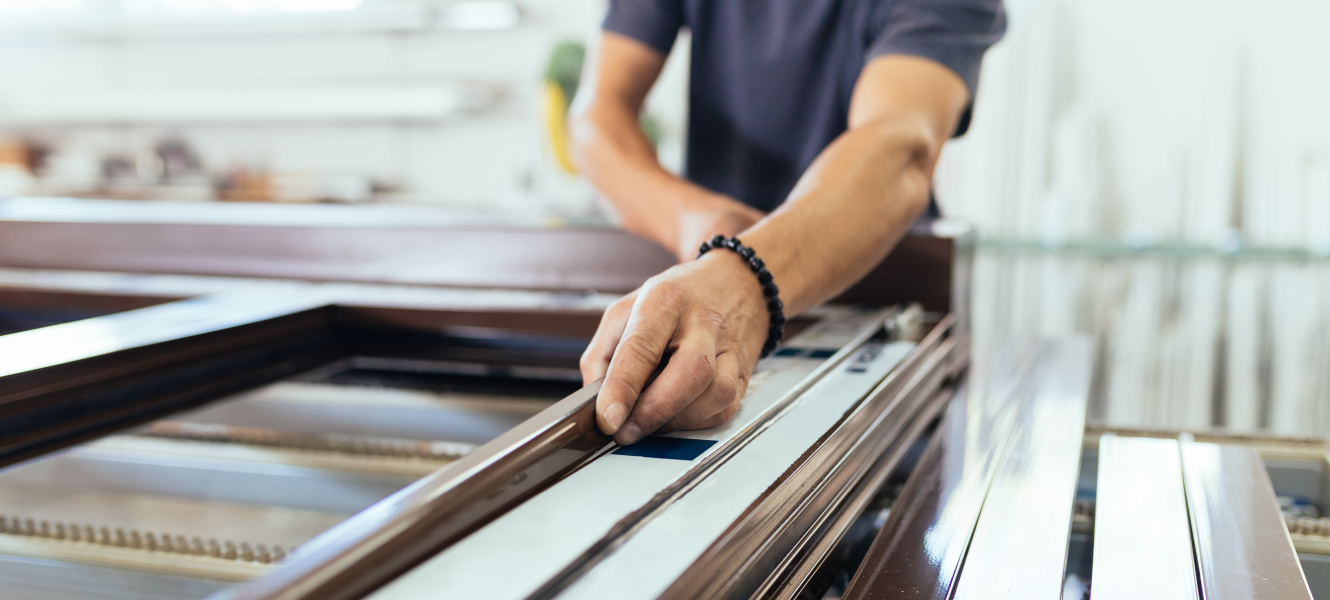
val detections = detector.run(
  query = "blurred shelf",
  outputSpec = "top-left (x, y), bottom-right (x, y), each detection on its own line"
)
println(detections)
top-left (0, 2), bottom-right (522, 41)
top-left (0, 196), bottom-right (605, 230)
top-left (0, 83), bottom-right (501, 125)
top-left (976, 236), bottom-right (1330, 262)
top-left (0, 197), bottom-right (506, 228)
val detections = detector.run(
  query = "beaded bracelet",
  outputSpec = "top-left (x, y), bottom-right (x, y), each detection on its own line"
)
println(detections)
top-left (696, 235), bottom-right (786, 358)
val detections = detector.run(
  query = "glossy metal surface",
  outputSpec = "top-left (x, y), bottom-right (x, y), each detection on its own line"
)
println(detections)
top-left (1181, 439), bottom-right (1313, 600)
top-left (765, 383), bottom-right (964, 600)
top-left (0, 288), bottom-right (325, 380)
top-left (0, 198), bottom-right (966, 311)
top-left (841, 339), bottom-right (1045, 600)
top-left (951, 337), bottom-right (1091, 600)
top-left (1091, 435), bottom-right (1198, 599)
top-left (655, 318), bottom-right (962, 600)
top-left (513, 312), bottom-right (894, 600)
top-left (0, 199), bottom-right (676, 294)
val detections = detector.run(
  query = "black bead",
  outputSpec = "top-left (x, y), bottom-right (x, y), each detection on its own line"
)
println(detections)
top-left (768, 298), bottom-right (784, 312)
top-left (757, 271), bottom-right (773, 285)
top-left (749, 257), bottom-right (765, 271)
top-left (710, 234), bottom-right (726, 246)
top-left (763, 282), bottom-right (780, 298)
top-left (738, 246), bottom-right (755, 260)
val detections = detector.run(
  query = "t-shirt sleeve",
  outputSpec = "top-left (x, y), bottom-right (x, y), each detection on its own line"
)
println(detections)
top-left (602, 0), bottom-right (685, 56)
top-left (869, 0), bottom-right (1007, 135)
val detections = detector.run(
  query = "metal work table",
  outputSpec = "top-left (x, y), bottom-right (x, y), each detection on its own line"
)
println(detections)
top-left (0, 199), bottom-right (1319, 600)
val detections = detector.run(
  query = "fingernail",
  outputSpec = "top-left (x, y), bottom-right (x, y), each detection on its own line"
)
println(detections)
top-left (617, 423), bottom-right (642, 445)
top-left (603, 403), bottom-right (627, 433)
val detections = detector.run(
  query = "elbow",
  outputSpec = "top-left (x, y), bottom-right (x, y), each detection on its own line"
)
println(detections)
top-left (865, 116), bottom-right (943, 216)
top-left (901, 127), bottom-right (939, 214)
top-left (895, 118), bottom-right (946, 176)
top-left (898, 163), bottom-right (933, 218)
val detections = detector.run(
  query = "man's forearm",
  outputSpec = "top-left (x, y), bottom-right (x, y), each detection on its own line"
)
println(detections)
top-left (570, 104), bottom-right (693, 249)
top-left (572, 102), bottom-right (767, 261)
top-left (580, 54), bottom-right (968, 443)
top-left (739, 113), bottom-right (941, 315)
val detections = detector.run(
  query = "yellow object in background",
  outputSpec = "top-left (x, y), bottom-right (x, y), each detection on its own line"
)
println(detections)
top-left (544, 80), bottom-right (577, 175)
top-left (541, 40), bottom-right (660, 177)
top-left (544, 41), bottom-right (586, 176)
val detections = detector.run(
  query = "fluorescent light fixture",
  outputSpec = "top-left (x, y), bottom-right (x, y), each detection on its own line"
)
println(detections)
top-left (274, 0), bottom-right (362, 12)
top-left (439, 1), bottom-right (519, 31)
top-left (0, 0), bottom-right (82, 13)
top-left (152, 0), bottom-right (361, 14)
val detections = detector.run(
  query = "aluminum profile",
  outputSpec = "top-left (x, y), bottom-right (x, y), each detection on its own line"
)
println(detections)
top-left (1180, 439), bottom-right (1313, 600)
top-left (1090, 435), bottom-right (1198, 599)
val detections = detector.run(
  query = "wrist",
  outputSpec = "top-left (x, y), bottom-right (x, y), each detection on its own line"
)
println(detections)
top-left (697, 235), bottom-right (785, 357)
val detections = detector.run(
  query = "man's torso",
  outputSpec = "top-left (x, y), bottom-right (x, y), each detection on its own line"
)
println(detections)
top-left (681, 0), bottom-right (889, 212)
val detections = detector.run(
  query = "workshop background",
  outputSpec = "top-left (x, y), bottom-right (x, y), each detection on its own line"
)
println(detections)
top-left (0, 0), bottom-right (1326, 436)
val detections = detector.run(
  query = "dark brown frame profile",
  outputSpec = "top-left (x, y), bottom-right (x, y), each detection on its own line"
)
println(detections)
top-left (0, 284), bottom-right (615, 598)
top-left (0, 205), bottom-right (973, 600)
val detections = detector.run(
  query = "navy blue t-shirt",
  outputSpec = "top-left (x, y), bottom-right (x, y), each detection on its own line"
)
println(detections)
top-left (604, 0), bottom-right (1006, 212)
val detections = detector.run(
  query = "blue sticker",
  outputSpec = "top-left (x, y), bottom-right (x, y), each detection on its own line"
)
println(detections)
top-left (613, 436), bottom-right (717, 461)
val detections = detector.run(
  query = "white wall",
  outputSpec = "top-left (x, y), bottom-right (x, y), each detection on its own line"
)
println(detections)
top-left (940, 0), bottom-right (1330, 247)
top-left (943, 0), bottom-right (1330, 435)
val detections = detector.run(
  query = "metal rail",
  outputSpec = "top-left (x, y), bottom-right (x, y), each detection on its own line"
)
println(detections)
top-left (1181, 438), bottom-right (1314, 600)
top-left (841, 338), bottom-right (1084, 600)
top-left (1090, 435), bottom-right (1198, 599)
top-left (656, 318), bottom-right (960, 600)
top-left (950, 338), bottom-right (1091, 600)
top-left (765, 382), bottom-right (964, 600)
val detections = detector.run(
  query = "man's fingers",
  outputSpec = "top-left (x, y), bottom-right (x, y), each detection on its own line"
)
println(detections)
top-left (596, 289), bottom-right (682, 436)
top-left (580, 297), bottom-right (633, 385)
top-left (660, 352), bottom-right (746, 432)
top-left (615, 329), bottom-right (719, 444)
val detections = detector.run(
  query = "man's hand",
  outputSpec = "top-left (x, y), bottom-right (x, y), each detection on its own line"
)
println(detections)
top-left (673, 194), bottom-right (765, 262)
top-left (580, 251), bottom-right (768, 445)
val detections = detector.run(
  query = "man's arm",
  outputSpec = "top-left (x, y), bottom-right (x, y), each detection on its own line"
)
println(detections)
top-left (569, 32), bottom-right (765, 262)
top-left (580, 55), bottom-right (969, 445)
